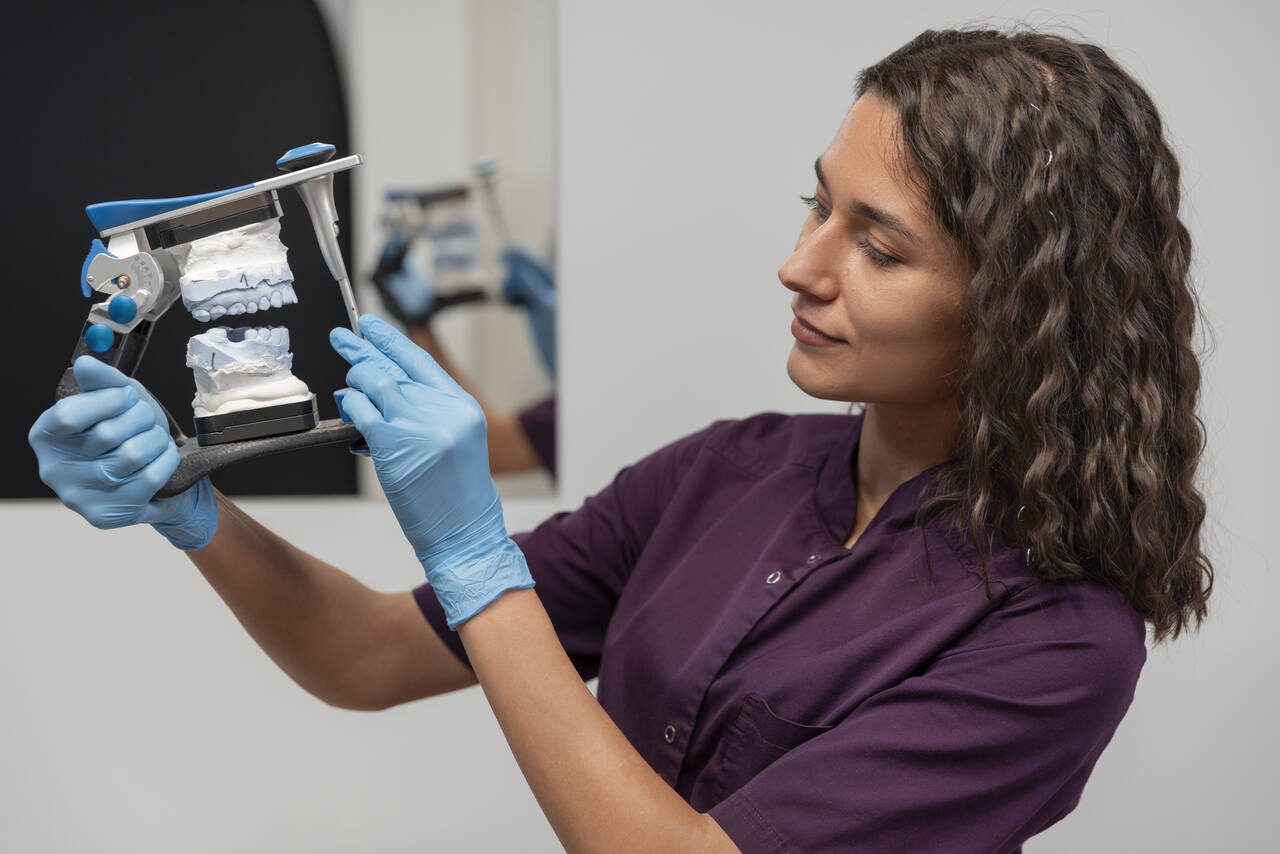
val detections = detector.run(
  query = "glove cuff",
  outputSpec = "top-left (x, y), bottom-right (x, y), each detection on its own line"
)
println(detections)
top-left (424, 536), bottom-right (536, 630)
top-left (150, 477), bottom-right (219, 551)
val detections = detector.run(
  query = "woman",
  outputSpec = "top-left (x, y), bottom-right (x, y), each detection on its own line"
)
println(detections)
top-left (28, 26), bottom-right (1213, 853)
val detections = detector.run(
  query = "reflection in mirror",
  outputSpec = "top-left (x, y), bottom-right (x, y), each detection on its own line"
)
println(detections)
top-left (330, 0), bottom-right (557, 499)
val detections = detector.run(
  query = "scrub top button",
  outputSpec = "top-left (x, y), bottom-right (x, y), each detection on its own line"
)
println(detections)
top-left (664, 725), bottom-right (676, 743)
top-left (807, 554), bottom-right (820, 563)
top-left (766, 570), bottom-right (782, 584)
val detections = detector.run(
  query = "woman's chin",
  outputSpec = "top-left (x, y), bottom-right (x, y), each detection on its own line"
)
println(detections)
top-left (787, 351), bottom-right (854, 401)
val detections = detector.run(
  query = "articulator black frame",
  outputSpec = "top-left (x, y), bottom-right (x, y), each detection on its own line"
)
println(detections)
top-left (58, 144), bottom-right (364, 497)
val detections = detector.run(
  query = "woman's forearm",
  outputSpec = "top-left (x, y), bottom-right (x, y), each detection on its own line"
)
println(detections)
top-left (184, 490), bottom-right (476, 709)
top-left (457, 589), bottom-right (738, 854)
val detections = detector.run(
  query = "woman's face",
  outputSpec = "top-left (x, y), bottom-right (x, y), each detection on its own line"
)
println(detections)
top-left (781, 93), bottom-right (972, 405)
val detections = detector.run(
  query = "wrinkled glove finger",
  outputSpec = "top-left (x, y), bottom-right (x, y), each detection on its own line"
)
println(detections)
top-left (333, 388), bottom-right (383, 438)
top-left (74, 399), bottom-right (163, 458)
top-left (71, 354), bottom-right (135, 392)
top-left (100, 425), bottom-right (173, 482)
top-left (73, 356), bottom-right (169, 428)
top-left (332, 389), bottom-right (372, 456)
top-left (124, 444), bottom-right (183, 520)
top-left (333, 388), bottom-right (354, 423)
top-left (359, 314), bottom-right (464, 394)
top-left (345, 361), bottom-right (410, 418)
top-left (70, 441), bottom-right (179, 530)
top-left (30, 386), bottom-right (137, 439)
top-left (330, 326), bottom-right (413, 383)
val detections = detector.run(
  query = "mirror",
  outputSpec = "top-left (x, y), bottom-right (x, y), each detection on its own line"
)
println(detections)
top-left (328, 0), bottom-right (558, 499)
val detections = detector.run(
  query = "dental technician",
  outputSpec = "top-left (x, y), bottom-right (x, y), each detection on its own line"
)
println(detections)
top-left (28, 27), bottom-right (1214, 853)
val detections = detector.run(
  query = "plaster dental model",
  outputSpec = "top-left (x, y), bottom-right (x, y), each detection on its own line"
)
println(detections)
top-left (186, 326), bottom-right (312, 417)
top-left (170, 219), bottom-right (299, 322)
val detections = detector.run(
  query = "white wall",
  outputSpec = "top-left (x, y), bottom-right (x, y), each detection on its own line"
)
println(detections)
top-left (2, 1), bottom-right (1276, 852)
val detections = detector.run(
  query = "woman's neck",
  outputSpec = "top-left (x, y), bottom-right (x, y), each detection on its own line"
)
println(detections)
top-left (845, 400), bottom-right (960, 546)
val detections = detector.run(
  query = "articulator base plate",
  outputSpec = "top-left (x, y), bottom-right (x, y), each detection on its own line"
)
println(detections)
top-left (158, 418), bottom-right (362, 498)
top-left (194, 395), bottom-right (320, 446)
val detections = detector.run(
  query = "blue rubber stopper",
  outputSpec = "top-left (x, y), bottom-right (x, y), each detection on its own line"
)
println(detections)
top-left (107, 295), bottom-right (138, 324)
top-left (85, 324), bottom-right (115, 353)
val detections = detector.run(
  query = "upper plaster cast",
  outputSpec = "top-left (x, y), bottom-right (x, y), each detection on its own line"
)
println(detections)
top-left (170, 219), bottom-right (298, 322)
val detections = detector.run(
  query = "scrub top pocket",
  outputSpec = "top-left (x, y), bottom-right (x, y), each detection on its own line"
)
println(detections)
top-left (692, 693), bottom-right (835, 809)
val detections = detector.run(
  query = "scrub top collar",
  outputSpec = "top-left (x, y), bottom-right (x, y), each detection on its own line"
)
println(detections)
top-left (814, 412), bottom-right (962, 546)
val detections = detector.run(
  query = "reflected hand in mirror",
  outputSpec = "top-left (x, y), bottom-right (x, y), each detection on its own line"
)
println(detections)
top-left (371, 233), bottom-right (556, 479)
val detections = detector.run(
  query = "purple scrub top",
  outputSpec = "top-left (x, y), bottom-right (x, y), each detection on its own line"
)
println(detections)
top-left (414, 412), bottom-right (1147, 853)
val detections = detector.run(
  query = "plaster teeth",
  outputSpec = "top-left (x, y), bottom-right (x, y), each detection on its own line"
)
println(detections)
top-left (184, 279), bottom-right (296, 323)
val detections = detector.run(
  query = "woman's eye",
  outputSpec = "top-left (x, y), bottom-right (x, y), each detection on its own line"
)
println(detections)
top-left (799, 194), bottom-right (901, 269)
top-left (857, 240), bottom-right (900, 268)
top-left (799, 194), bottom-right (830, 220)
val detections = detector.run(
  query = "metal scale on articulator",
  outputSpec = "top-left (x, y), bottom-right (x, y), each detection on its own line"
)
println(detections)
top-left (59, 142), bottom-right (365, 497)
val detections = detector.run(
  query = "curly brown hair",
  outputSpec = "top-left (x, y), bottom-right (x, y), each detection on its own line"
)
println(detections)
top-left (858, 25), bottom-right (1214, 643)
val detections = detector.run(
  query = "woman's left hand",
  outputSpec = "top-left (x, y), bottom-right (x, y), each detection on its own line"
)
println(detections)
top-left (330, 314), bottom-right (533, 628)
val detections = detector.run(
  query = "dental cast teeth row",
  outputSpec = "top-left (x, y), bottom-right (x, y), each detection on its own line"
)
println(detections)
top-left (227, 326), bottom-right (289, 347)
top-left (188, 282), bottom-right (298, 322)
top-left (186, 325), bottom-right (294, 373)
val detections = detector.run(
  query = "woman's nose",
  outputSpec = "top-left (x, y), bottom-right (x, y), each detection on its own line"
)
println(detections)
top-left (778, 226), bottom-right (842, 301)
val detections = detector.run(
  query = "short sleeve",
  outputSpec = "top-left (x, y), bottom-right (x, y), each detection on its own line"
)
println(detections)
top-left (708, 581), bottom-right (1147, 853)
top-left (414, 420), bottom-right (720, 678)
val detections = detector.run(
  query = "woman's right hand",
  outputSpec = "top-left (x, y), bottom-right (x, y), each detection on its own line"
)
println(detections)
top-left (28, 356), bottom-right (218, 551)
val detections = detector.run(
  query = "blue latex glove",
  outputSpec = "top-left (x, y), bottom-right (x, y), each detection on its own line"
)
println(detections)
top-left (330, 314), bottom-right (534, 629)
top-left (500, 247), bottom-right (557, 380)
top-left (28, 356), bottom-right (218, 551)
top-left (371, 229), bottom-right (436, 323)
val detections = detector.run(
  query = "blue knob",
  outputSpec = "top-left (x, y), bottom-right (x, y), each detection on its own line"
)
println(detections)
top-left (85, 324), bottom-right (115, 353)
top-left (108, 294), bottom-right (138, 324)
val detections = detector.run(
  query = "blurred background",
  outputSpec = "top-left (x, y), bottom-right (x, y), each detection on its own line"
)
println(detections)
top-left (3, 1), bottom-right (1276, 851)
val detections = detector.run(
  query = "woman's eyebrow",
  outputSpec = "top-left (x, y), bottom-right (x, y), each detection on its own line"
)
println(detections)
top-left (814, 156), bottom-right (922, 247)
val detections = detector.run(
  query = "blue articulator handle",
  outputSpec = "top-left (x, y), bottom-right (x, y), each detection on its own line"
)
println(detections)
top-left (86, 184), bottom-right (254, 232)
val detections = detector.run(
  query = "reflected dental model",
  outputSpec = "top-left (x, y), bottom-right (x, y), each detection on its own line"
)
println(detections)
top-left (186, 326), bottom-right (312, 417)
top-left (171, 219), bottom-right (299, 321)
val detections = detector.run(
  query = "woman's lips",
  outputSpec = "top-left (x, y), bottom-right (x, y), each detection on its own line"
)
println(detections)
top-left (791, 315), bottom-right (843, 346)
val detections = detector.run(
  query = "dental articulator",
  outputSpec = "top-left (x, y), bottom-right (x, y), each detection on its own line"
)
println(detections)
top-left (59, 142), bottom-right (364, 497)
